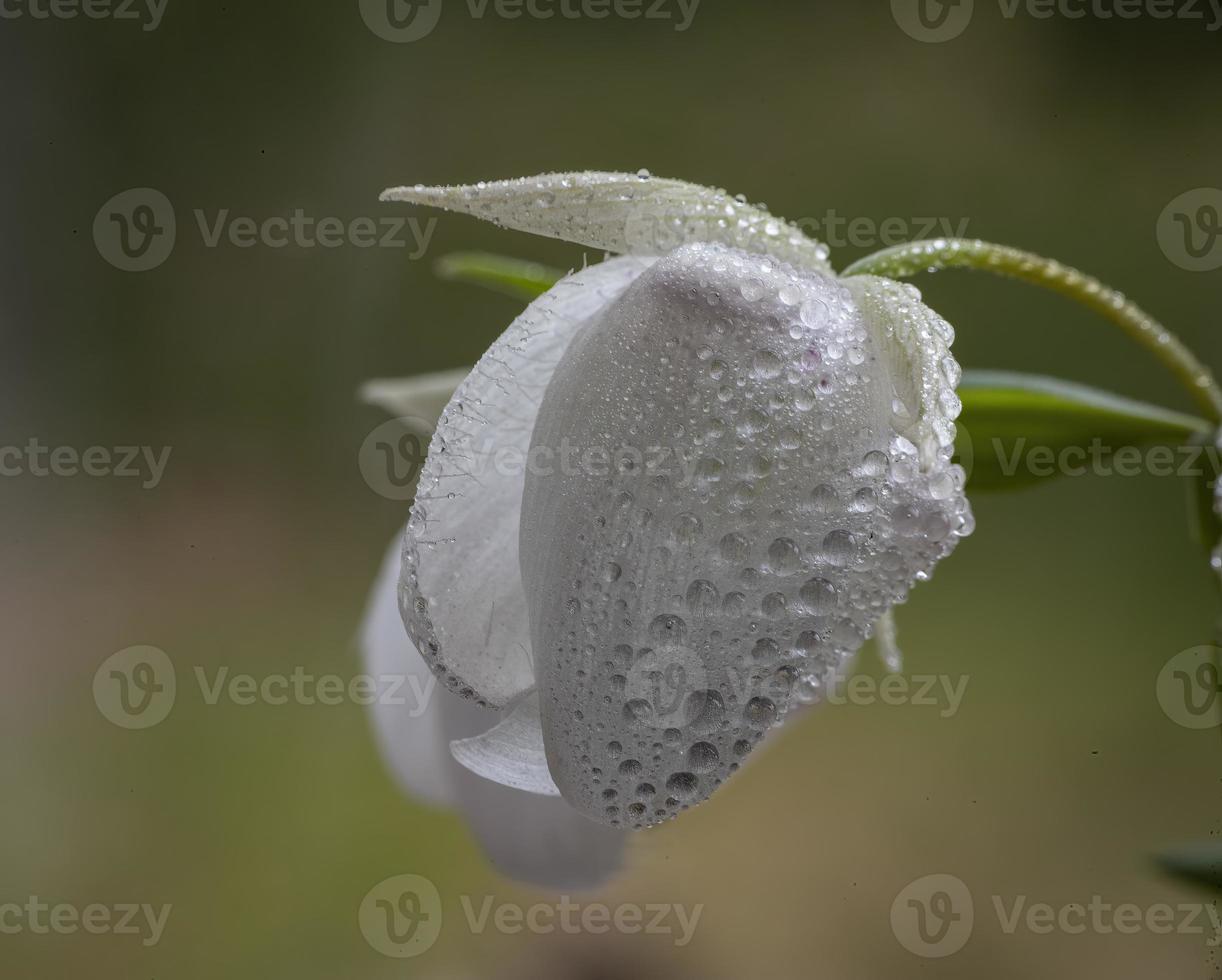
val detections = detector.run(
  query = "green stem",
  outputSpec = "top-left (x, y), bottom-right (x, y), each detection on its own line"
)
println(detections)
top-left (843, 239), bottom-right (1222, 424)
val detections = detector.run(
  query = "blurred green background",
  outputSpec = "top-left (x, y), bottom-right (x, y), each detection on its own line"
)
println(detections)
top-left (3, 1), bottom-right (1222, 976)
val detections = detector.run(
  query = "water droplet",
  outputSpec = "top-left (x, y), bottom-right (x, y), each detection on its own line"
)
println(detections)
top-left (687, 741), bottom-right (720, 773)
top-left (673, 513), bottom-right (703, 545)
top-left (860, 451), bottom-right (889, 479)
top-left (744, 697), bottom-right (778, 728)
top-left (623, 699), bottom-right (653, 722)
top-left (761, 593), bottom-right (787, 617)
top-left (800, 299), bottom-right (828, 329)
top-left (649, 614), bottom-right (688, 644)
top-left (850, 487), bottom-right (877, 513)
top-left (810, 484), bottom-right (838, 513)
top-left (799, 577), bottom-right (837, 614)
top-left (719, 532), bottom-right (750, 562)
top-left (685, 579), bottom-right (720, 615)
top-left (753, 350), bottom-right (782, 379)
top-left (767, 537), bottom-right (801, 575)
top-left (666, 771), bottom-right (700, 800)
top-left (819, 530), bottom-right (854, 566)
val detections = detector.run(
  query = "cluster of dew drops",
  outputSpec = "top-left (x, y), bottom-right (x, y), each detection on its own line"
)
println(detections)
top-left (411, 169), bottom-right (832, 271)
top-left (552, 243), bottom-right (974, 829)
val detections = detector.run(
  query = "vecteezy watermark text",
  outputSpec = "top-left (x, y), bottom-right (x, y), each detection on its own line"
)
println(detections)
top-left (965, 436), bottom-right (1221, 481)
top-left (93, 646), bottom-right (438, 730)
top-left (358, 874), bottom-right (701, 958)
top-left (893, 873), bottom-right (1222, 958)
top-left (360, 417), bottom-right (707, 501)
top-left (892, 0), bottom-right (1222, 42)
top-left (623, 206), bottom-right (971, 254)
top-left (791, 211), bottom-right (971, 250)
top-left (0, 897), bottom-right (171, 947)
top-left (0, 440), bottom-right (171, 489)
top-left (94, 188), bottom-right (436, 272)
top-left (359, 0), bottom-right (700, 43)
top-left (0, 0), bottom-right (167, 30)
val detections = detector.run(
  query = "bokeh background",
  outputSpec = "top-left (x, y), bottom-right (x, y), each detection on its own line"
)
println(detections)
top-left (3, 1), bottom-right (1222, 976)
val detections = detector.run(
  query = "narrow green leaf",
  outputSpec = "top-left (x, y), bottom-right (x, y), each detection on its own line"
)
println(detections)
top-left (1183, 430), bottom-right (1222, 554)
top-left (1156, 841), bottom-right (1222, 893)
top-left (957, 371), bottom-right (1212, 491)
top-left (434, 252), bottom-right (561, 301)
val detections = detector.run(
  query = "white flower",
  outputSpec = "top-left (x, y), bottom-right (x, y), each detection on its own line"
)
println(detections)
top-left (362, 172), bottom-right (972, 887)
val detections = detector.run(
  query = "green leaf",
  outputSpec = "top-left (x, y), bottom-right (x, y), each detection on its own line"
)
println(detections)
top-left (1185, 429), bottom-right (1222, 553)
top-left (434, 252), bottom-right (561, 301)
top-left (957, 371), bottom-right (1212, 491)
top-left (1156, 841), bottom-right (1222, 893)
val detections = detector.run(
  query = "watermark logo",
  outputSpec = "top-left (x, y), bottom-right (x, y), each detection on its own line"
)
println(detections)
top-left (360, 417), bottom-right (430, 500)
top-left (1158, 188), bottom-right (1222, 272)
top-left (622, 638), bottom-right (709, 730)
top-left (359, 0), bottom-right (443, 41)
top-left (1158, 645), bottom-right (1222, 730)
top-left (891, 0), bottom-right (975, 42)
top-left (93, 646), bottom-right (177, 730)
top-left (891, 873), bottom-right (975, 957)
top-left (93, 189), bottom-right (176, 272)
top-left (359, 874), bottom-right (444, 958)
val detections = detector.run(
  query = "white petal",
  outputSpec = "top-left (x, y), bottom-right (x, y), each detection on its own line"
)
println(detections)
top-left (366, 538), bottom-right (627, 888)
top-left (450, 692), bottom-right (561, 796)
top-left (401, 257), bottom-right (654, 708)
top-left (361, 534), bottom-right (453, 807)
top-left (520, 243), bottom-right (972, 827)
top-left (445, 743), bottom-right (627, 890)
top-left (844, 275), bottom-right (962, 466)
top-left (381, 172), bottom-right (832, 273)
top-left (361, 368), bottom-right (469, 429)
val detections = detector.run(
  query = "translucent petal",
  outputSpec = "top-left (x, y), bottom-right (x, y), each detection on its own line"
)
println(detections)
top-left (381, 172), bottom-right (832, 273)
top-left (450, 691), bottom-right (561, 796)
top-left (362, 533), bottom-right (452, 807)
top-left (365, 535), bottom-right (627, 889)
top-left (402, 256), bottom-right (654, 708)
top-left (361, 368), bottom-right (469, 429)
top-left (519, 243), bottom-right (972, 827)
top-left (446, 748), bottom-right (627, 889)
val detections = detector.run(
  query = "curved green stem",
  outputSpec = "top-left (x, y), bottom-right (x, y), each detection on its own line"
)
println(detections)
top-left (843, 239), bottom-right (1222, 424)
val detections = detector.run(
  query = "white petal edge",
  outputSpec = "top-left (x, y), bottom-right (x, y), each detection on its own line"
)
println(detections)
top-left (381, 172), bottom-right (832, 273)
top-left (844, 274), bottom-right (962, 466)
top-left (450, 691), bottom-right (561, 797)
top-left (400, 256), bottom-right (655, 708)
top-left (361, 533), bottom-right (453, 808)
